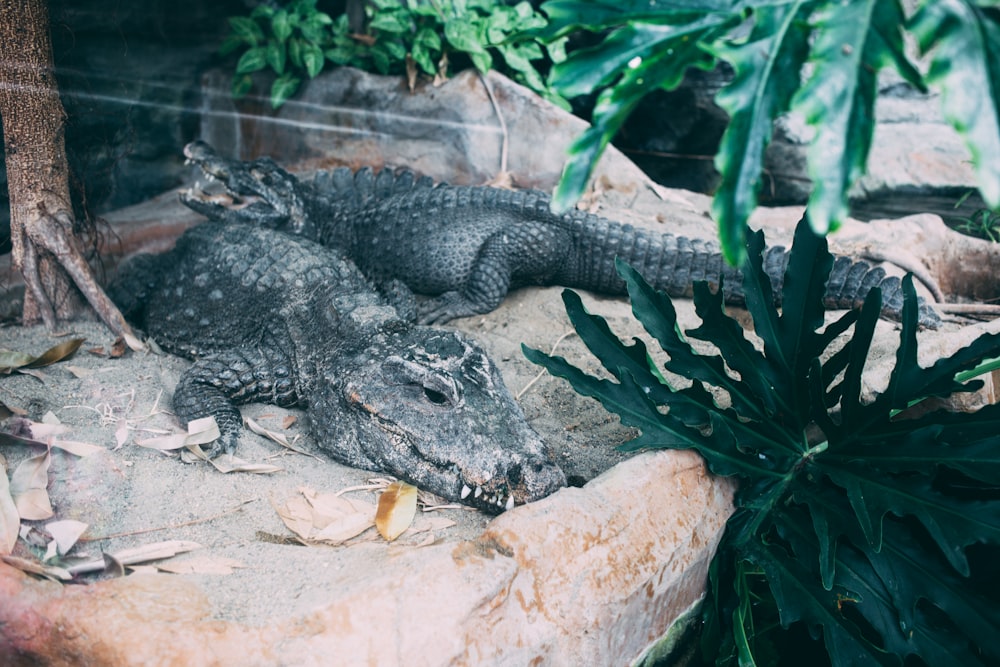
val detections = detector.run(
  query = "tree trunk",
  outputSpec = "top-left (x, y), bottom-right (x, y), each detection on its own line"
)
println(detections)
top-left (0, 0), bottom-right (135, 343)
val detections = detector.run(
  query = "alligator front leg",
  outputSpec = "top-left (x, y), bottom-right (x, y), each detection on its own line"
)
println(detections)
top-left (417, 227), bottom-right (567, 324)
top-left (172, 346), bottom-right (297, 457)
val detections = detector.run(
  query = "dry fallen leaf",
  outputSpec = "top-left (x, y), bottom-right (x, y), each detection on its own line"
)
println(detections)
top-left (209, 454), bottom-right (283, 474)
top-left (43, 519), bottom-right (88, 560)
top-left (245, 417), bottom-right (317, 459)
top-left (50, 440), bottom-right (104, 457)
top-left (155, 556), bottom-right (245, 575)
top-left (136, 415), bottom-right (221, 450)
top-left (10, 451), bottom-right (53, 521)
top-left (2, 555), bottom-right (72, 581)
top-left (274, 488), bottom-right (375, 545)
top-left (0, 459), bottom-right (19, 555)
top-left (0, 338), bottom-right (84, 374)
top-left (65, 539), bottom-right (202, 576)
top-left (375, 481), bottom-right (418, 542)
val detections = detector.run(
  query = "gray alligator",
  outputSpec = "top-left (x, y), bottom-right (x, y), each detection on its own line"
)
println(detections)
top-left (107, 222), bottom-right (566, 513)
top-left (179, 141), bottom-right (942, 328)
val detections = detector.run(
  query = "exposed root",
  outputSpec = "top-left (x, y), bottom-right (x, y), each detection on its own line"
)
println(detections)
top-left (22, 208), bottom-right (144, 350)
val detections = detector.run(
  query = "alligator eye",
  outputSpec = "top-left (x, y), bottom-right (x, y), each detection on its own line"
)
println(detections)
top-left (423, 387), bottom-right (450, 405)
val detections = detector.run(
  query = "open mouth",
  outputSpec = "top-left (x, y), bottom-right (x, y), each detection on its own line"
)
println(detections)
top-left (458, 472), bottom-right (516, 512)
top-left (182, 144), bottom-right (268, 212)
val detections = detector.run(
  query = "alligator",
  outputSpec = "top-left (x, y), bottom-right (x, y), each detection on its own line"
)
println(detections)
top-left (178, 141), bottom-right (943, 328)
top-left (107, 222), bottom-right (566, 513)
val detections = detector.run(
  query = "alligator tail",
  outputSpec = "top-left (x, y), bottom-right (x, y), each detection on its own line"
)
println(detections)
top-left (569, 221), bottom-right (941, 327)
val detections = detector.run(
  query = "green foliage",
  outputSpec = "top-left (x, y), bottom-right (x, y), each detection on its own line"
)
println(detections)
top-left (523, 218), bottom-right (1000, 665)
top-left (222, 0), bottom-right (567, 109)
top-left (540, 0), bottom-right (1000, 265)
top-left (948, 191), bottom-right (1000, 242)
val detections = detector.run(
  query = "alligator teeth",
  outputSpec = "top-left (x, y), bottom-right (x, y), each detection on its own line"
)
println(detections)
top-left (460, 484), bottom-right (472, 499)
top-left (495, 497), bottom-right (504, 507)
top-left (505, 496), bottom-right (515, 511)
top-left (474, 486), bottom-right (483, 498)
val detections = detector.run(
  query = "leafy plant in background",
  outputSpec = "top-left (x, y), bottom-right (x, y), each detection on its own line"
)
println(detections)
top-left (524, 218), bottom-right (1000, 665)
top-left (947, 191), bottom-right (1000, 243)
top-left (222, 0), bottom-right (567, 109)
top-left (537, 0), bottom-right (1000, 265)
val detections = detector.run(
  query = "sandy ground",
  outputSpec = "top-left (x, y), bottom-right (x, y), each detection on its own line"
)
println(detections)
top-left (0, 271), bottom-right (656, 623)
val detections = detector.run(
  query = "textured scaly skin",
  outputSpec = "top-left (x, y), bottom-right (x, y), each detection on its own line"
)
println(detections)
top-left (179, 141), bottom-right (941, 328)
top-left (108, 222), bottom-right (566, 513)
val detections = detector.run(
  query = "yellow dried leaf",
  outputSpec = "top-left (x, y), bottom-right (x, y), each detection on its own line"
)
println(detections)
top-left (375, 481), bottom-right (418, 542)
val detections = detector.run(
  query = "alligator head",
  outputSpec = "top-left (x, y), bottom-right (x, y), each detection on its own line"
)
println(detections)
top-left (180, 141), bottom-right (317, 233)
top-left (309, 327), bottom-right (566, 513)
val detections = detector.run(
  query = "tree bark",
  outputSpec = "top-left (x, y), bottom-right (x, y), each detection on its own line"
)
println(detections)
top-left (0, 0), bottom-right (136, 343)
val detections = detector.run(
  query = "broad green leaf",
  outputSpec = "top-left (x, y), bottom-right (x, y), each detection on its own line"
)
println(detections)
top-left (228, 16), bottom-right (264, 45)
top-left (871, 519), bottom-right (1000, 662)
top-left (549, 21), bottom-right (703, 98)
top-left (828, 461), bottom-right (1000, 575)
top-left (235, 47), bottom-right (267, 74)
top-left (370, 10), bottom-right (413, 34)
top-left (288, 36), bottom-right (303, 69)
top-left (524, 215), bottom-right (1000, 663)
top-left (793, 0), bottom-right (917, 235)
top-left (708, 2), bottom-right (813, 265)
top-left (265, 41), bottom-right (286, 75)
top-left (270, 73), bottom-right (301, 109)
top-left (302, 43), bottom-right (325, 78)
top-left (551, 19), bottom-right (722, 213)
top-left (272, 9), bottom-right (293, 43)
top-left (231, 74), bottom-right (253, 98)
top-left (250, 5), bottom-right (275, 20)
top-left (536, 0), bottom-right (736, 40)
top-left (686, 280), bottom-right (787, 421)
top-left (911, 0), bottom-right (1000, 208)
top-left (444, 19), bottom-right (490, 55)
top-left (745, 528), bottom-right (900, 667)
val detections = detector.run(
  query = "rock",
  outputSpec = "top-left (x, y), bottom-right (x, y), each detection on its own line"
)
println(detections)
top-left (0, 443), bottom-right (733, 666)
top-left (197, 66), bottom-right (658, 195)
